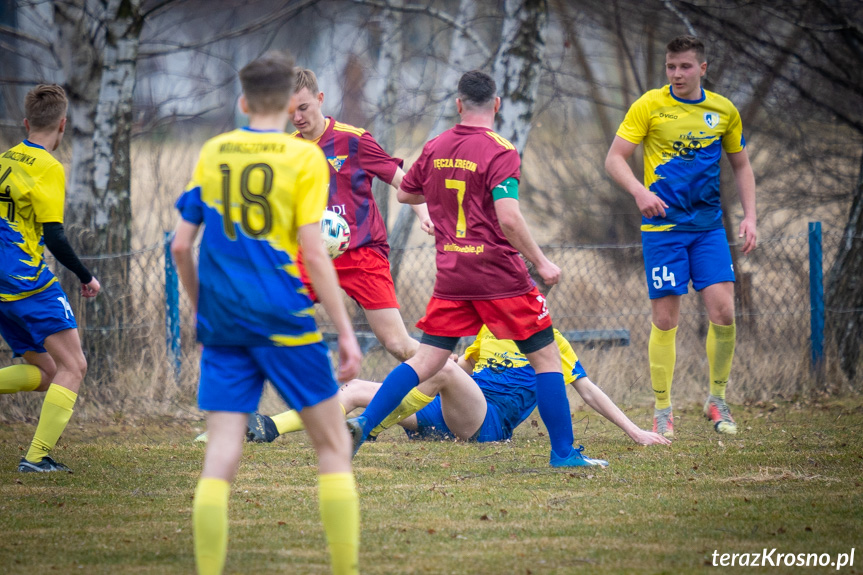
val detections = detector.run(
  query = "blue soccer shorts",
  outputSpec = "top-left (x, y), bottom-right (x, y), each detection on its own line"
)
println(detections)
top-left (198, 341), bottom-right (338, 413)
top-left (0, 282), bottom-right (78, 355)
top-left (642, 228), bottom-right (735, 299)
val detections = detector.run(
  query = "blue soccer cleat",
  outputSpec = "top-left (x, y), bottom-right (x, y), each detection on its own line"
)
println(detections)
top-left (346, 416), bottom-right (367, 458)
top-left (549, 445), bottom-right (609, 468)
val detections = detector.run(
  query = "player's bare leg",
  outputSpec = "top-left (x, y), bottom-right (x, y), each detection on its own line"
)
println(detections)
top-left (364, 307), bottom-right (418, 362)
top-left (41, 328), bottom-right (87, 394)
top-left (433, 361), bottom-right (487, 439)
top-left (194, 411), bottom-right (246, 574)
top-left (18, 329), bottom-right (87, 472)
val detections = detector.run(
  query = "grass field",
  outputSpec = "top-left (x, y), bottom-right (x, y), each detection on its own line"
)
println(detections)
top-left (1, 396), bottom-right (861, 574)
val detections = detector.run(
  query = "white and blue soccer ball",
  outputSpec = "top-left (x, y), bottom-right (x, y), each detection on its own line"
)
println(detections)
top-left (321, 210), bottom-right (351, 259)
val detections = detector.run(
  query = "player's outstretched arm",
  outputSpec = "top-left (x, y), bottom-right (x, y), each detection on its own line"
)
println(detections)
top-left (298, 222), bottom-right (362, 382)
top-left (727, 148), bottom-right (757, 255)
top-left (170, 219), bottom-right (201, 313)
top-left (571, 377), bottom-right (671, 446)
top-left (494, 197), bottom-right (560, 286)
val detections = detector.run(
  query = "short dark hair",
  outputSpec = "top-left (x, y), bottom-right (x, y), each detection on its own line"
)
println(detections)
top-left (457, 70), bottom-right (496, 110)
top-left (666, 35), bottom-right (706, 62)
top-left (24, 84), bottom-right (67, 131)
top-left (239, 50), bottom-right (296, 114)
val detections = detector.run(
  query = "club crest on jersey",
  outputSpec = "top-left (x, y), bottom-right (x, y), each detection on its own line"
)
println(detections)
top-left (327, 155), bottom-right (347, 172)
top-left (703, 112), bottom-right (720, 129)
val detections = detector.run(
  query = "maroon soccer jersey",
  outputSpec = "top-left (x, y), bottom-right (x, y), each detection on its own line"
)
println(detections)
top-left (400, 124), bottom-right (532, 300)
top-left (294, 117), bottom-right (403, 258)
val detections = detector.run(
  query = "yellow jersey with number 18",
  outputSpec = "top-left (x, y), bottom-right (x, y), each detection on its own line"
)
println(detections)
top-left (0, 140), bottom-right (65, 302)
top-left (175, 127), bottom-right (330, 347)
top-left (616, 85), bottom-right (745, 232)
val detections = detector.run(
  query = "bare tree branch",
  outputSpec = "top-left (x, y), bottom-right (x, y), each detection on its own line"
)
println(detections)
top-left (137, 0), bottom-right (319, 58)
top-left (352, 0), bottom-right (492, 60)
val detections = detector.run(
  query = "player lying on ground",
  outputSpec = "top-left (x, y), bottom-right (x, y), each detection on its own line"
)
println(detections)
top-left (212, 327), bottom-right (670, 462)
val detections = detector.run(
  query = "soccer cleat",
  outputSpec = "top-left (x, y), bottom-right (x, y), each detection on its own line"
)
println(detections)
top-left (549, 445), bottom-right (609, 468)
top-left (246, 412), bottom-right (280, 443)
top-left (704, 395), bottom-right (738, 435)
top-left (653, 406), bottom-right (675, 438)
top-left (18, 456), bottom-right (72, 473)
top-left (346, 416), bottom-right (367, 458)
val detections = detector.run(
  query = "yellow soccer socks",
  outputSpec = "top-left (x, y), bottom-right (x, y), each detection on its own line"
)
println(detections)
top-left (0, 364), bottom-right (41, 394)
top-left (24, 383), bottom-right (76, 464)
top-left (649, 324), bottom-right (677, 410)
top-left (193, 477), bottom-right (230, 575)
top-left (707, 321), bottom-right (736, 400)
top-left (369, 387), bottom-right (434, 438)
top-left (319, 472), bottom-right (360, 575)
top-left (271, 409), bottom-right (306, 435)
top-left (272, 403), bottom-right (346, 435)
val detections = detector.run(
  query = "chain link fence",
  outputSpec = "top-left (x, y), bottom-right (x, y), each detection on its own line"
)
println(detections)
top-left (0, 224), bottom-right (852, 421)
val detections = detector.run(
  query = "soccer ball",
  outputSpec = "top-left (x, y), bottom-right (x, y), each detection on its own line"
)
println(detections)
top-left (320, 210), bottom-right (351, 259)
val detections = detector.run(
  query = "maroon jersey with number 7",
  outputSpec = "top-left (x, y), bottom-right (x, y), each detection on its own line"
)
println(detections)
top-left (401, 124), bottom-right (532, 300)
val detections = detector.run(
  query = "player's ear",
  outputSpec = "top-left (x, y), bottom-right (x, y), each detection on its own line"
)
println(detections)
top-left (58, 117), bottom-right (67, 134)
top-left (23, 118), bottom-right (31, 133)
top-left (317, 91), bottom-right (324, 106)
top-left (493, 96), bottom-right (501, 114)
top-left (700, 61), bottom-right (708, 76)
top-left (456, 98), bottom-right (463, 114)
top-left (238, 94), bottom-right (250, 115)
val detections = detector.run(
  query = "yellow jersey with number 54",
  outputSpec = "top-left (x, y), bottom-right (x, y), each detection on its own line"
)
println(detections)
top-left (175, 127), bottom-right (329, 347)
top-left (616, 85), bottom-right (745, 232)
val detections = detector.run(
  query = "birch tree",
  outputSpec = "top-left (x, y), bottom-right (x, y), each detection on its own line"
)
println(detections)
top-left (384, 0), bottom-right (488, 281)
top-left (491, 0), bottom-right (548, 154)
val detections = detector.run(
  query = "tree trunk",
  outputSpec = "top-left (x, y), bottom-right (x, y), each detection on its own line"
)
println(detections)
top-left (53, 0), bottom-right (143, 384)
top-left (371, 0), bottom-right (402, 228)
top-left (388, 0), bottom-right (481, 283)
top-left (826, 149), bottom-right (863, 383)
top-left (491, 0), bottom-right (548, 154)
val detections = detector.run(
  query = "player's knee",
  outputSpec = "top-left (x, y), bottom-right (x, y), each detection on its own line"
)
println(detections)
top-left (62, 353), bottom-right (88, 383)
top-left (710, 304), bottom-right (735, 326)
top-left (384, 337), bottom-right (418, 362)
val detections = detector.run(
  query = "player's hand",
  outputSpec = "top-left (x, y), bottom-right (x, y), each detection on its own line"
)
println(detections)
top-left (634, 188), bottom-right (668, 219)
top-left (336, 333), bottom-right (362, 383)
top-left (738, 217), bottom-right (757, 255)
top-left (420, 216), bottom-right (435, 236)
top-left (631, 429), bottom-right (672, 445)
top-left (81, 277), bottom-right (100, 298)
top-left (536, 259), bottom-right (561, 286)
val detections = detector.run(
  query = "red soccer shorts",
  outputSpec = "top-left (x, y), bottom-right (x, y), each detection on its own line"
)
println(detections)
top-left (416, 286), bottom-right (552, 340)
top-left (298, 246), bottom-right (400, 310)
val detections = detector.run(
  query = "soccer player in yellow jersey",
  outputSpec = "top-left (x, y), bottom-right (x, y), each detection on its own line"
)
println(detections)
top-left (605, 36), bottom-right (757, 438)
top-left (0, 84), bottom-right (101, 473)
top-left (171, 51), bottom-right (362, 575)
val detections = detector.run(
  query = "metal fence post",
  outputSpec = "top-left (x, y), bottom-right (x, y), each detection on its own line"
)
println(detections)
top-left (164, 232), bottom-right (181, 379)
top-left (808, 221), bottom-right (824, 376)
